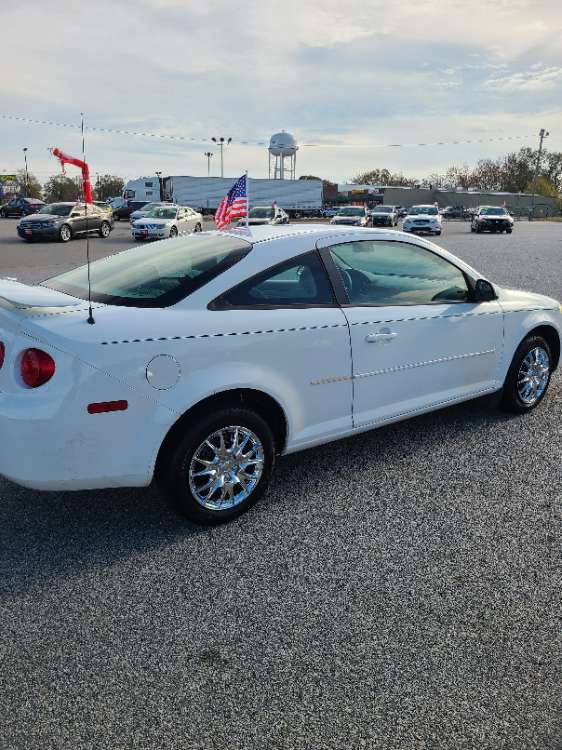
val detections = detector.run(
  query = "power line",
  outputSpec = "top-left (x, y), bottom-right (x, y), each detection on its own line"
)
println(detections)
top-left (0, 113), bottom-right (535, 150)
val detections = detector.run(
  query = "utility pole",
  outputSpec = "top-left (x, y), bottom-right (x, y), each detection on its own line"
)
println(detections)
top-left (211, 137), bottom-right (232, 178)
top-left (530, 128), bottom-right (549, 219)
top-left (22, 147), bottom-right (29, 197)
top-left (204, 152), bottom-right (214, 177)
top-left (155, 171), bottom-right (162, 200)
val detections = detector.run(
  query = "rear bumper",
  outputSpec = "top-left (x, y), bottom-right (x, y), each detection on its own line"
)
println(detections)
top-left (0, 360), bottom-right (174, 491)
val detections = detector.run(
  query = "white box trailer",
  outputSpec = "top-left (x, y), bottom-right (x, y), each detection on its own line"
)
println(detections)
top-left (163, 176), bottom-right (323, 212)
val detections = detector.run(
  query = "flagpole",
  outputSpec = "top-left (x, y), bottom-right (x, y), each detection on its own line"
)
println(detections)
top-left (245, 170), bottom-right (249, 227)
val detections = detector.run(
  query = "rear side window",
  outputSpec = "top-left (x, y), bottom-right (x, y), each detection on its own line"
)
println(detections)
top-left (44, 235), bottom-right (252, 308)
top-left (213, 251), bottom-right (334, 308)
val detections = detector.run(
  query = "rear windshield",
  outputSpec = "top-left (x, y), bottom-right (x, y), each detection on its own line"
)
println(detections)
top-left (43, 234), bottom-right (252, 307)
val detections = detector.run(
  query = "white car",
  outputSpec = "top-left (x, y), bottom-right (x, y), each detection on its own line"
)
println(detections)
top-left (129, 202), bottom-right (170, 225)
top-left (330, 206), bottom-right (368, 227)
top-left (0, 225), bottom-right (560, 525)
top-left (244, 205), bottom-right (289, 226)
top-left (402, 205), bottom-right (442, 235)
top-left (132, 205), bottom-right (202, 240)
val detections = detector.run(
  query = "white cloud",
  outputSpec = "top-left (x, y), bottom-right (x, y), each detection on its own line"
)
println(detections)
top-left (1, 0), bottom-right (562, 182)
top-left (483, 65), bottom-right (562, 92)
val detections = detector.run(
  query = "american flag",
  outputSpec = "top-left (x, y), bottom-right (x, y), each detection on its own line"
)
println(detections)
top-left (214, 174), bottom-right (248, 229)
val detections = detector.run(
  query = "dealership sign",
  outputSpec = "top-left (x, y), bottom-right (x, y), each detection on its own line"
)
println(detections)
top-left (0, 175), bottom-right (18, 193)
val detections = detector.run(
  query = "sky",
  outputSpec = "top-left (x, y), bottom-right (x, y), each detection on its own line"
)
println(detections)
top-left (1, 0), bottom-right (562, 186)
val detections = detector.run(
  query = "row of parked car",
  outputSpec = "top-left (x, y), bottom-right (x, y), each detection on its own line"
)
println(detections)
top-left (328, 204), bottom-right (515, 235)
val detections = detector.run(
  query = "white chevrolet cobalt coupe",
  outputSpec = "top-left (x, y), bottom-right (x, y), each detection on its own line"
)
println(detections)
top-left (0, 225), bottom-right (560, 524)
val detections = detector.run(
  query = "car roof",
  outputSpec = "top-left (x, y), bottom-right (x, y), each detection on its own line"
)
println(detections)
top-left (215, 223), bottom-right (405, 245)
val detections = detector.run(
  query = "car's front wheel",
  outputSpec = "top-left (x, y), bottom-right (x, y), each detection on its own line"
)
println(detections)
top-left (162, 407), bottom-right (275, 524)
top-left (169, 226), bottom-right (178, 238)
top-left (501, 334), bottom-right (553, 413)
top-left (59, 224), bottom-right (72, 242)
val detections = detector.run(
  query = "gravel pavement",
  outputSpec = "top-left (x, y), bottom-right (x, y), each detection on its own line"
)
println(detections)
top-left (0, 219), bottom-right (561, 749)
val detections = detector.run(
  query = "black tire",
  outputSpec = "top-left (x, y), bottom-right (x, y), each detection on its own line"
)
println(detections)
top-left (193, 222), bottom-right (202, 233)
top-left (470, 224), bottom-right (475, 232)
top-left (113, 214), bottom-right (120, 222)
top-left (169, 226), bottom-right (178, 238)
top-left (161, 407), bottom-right (276, 525)
top-left (500, 334), bottom-right (553, 414)
top-left (59, 224), bottom-right (72, 243)
top-left (506, 228), bottom-right (512, 234)
top-left (98, 220), bottom-right (111, 238)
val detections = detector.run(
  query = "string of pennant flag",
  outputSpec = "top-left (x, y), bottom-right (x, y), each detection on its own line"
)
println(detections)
top-left (0, 113), bottom-right (534, 150)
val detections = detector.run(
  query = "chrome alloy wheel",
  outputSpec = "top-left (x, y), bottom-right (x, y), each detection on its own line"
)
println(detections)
top-left (189, 426), bottom-right (264, 510)
top-left (517, 346), bottom-right (550, 405)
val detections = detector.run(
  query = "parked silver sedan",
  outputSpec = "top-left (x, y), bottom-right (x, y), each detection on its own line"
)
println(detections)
top-left (131, 205), bottom-right (203, 241)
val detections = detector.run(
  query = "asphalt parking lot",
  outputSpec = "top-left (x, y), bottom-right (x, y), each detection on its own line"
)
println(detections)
top-left (1, 218), bottom-right (561, 749)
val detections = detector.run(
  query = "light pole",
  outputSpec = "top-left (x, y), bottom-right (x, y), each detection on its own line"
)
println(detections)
top-left (530, 128), bottom-right (549, 219)
top-left (22, 147), bottom-right (29, 197)
top-left (204, 152), bottom-right (214, 177)
top-left (211, 137), bottom-right (232, 178)
top-left (155, 171), bottom-right (162, 200)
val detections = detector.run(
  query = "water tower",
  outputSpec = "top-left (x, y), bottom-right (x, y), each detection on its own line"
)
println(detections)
top-left (269, 131), bottom-right (298, 179)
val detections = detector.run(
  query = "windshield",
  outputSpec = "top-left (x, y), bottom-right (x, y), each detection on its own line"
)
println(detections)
top-left (409, 206), bottom-right (438, 215)
top-left (336, 207), bottom-right (364, 216)
top-left (373, 206), bottom-right (393, 213)
top-left (39, 204), bottom-right (73, 217)
top-left (249, 207), bottom-right (274, 219)
top-left (137, 202), bottom-right (162, 213)
top-left (480, 207), bottom-right (507, 215)
top-left (43, 234), bottom-right (252, 308)
top-left (147, 207), bottom-right (177, 219)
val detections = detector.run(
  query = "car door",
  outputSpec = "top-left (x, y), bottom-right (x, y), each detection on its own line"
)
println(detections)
top-left (86, 206), bottom-right (102, 232)
top-left (175, 208), bottom-right (189, 233)
top-left (211, 249), bottom-right (353, 449)
top-left (319, 237), bottom-right (504, 428)
top-left (69, 205), bottom-right (88, 234)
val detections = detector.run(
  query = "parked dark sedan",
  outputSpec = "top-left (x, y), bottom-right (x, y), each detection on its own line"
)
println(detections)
top-left (1, 197), bottom-right (45, 218)
top-left (17, 202), bottom-right (114, 242)
top-left (110, 198), bottom-right (149, 221)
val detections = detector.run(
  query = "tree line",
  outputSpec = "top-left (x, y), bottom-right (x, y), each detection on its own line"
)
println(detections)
top-left (3, 171), bottom-right (125, 203)
top-left (301, 147), bottom-right (562, 199)
top-left (352, 147), bottom-right (562, 198)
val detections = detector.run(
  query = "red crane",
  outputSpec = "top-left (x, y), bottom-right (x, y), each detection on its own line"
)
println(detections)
top-left (51, 147), bottom-right (93, 204)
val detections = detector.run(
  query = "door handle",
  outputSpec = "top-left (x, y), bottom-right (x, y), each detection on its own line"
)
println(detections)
top-left (365, 331), bottom-right (397, 343)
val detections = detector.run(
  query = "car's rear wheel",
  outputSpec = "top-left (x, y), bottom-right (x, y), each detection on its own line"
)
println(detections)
top-left (193, 222), bottom-right (202, 232)
top-left (161, 407), bottom-right (275, 525)
top-left (59, 224), bottom-right (72, 242)
top-left (506, 228), bottom-right (513, 234)
top-left (169, 226), bottom-right (178, 238)
top-left (500, 334), bottom-right (553, 413)
top-left (98, 220), bottom-right (111, 238)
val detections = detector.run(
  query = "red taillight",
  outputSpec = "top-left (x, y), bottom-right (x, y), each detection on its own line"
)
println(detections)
top-left (20, 348), bottom-right (56, 388)
top-left (0, 342), bottom-right (4, 370)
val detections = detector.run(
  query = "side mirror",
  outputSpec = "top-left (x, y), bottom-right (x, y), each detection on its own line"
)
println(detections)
top-left (474, 278), bottom-right (496, 302)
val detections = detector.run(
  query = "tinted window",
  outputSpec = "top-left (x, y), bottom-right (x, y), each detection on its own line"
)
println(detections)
top-left (39, 204), bottom-right (74, 217)
top-left (329, 241), bottom-right (468, 306)
top-left (44, 235), bottom-right (252, 308)
top-left (217, 251), bottom-right (334, 308)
